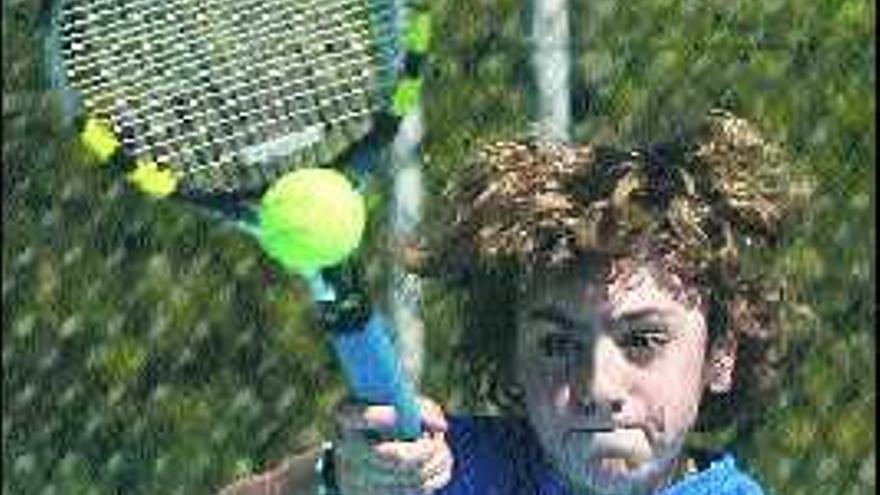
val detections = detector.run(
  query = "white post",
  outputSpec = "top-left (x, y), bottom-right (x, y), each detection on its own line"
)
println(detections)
top-left (389, 104), bottom-right (426, 387)
top-left (529, 0), bottom-right (572, 142)
top-left (384, 0), bottom-right (427, 388)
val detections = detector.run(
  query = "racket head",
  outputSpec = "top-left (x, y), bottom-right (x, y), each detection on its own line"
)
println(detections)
top-left (43, 0), bottom-right (428, 201)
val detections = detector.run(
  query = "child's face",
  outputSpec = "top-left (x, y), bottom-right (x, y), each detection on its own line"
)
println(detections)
top-left (515, 261), bottom-right (735, 494)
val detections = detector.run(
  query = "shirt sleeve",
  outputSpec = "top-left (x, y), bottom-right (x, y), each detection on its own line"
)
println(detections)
top-left (660, 454), bottom-right (766, 495)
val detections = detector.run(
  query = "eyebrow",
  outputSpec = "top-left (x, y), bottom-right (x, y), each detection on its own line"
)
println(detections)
top-left (614, 308), bottom-right (676, 324)
top-left (527, 306), bottom-right (591, 333)
top-left (528, 306), bottom-right (675, 335)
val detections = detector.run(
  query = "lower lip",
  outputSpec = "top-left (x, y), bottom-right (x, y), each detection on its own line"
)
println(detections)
top-left (564, 430), bottom-right (646, 464)
top-left (588, 456), bottom-right (640, 472)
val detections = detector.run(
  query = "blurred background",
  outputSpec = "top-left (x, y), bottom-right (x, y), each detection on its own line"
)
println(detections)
top-left (3, 0), bottom-right (874, 494)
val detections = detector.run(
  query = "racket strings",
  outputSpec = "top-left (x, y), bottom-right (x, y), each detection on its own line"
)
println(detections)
top-left (58, 0), bottom-right (403, 196)
top-left (65, 4), bottom-right (391, 89)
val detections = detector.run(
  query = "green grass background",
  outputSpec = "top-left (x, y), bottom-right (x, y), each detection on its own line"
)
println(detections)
top-left (3, 0), bottom-right (874, 494)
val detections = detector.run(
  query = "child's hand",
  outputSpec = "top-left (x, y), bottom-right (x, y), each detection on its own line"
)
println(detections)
top-left (333, 396), bottom-right (453, 495)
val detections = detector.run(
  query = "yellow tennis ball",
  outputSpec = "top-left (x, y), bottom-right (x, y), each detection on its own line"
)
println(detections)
top-left (259, 168), bottom-right (366, 274)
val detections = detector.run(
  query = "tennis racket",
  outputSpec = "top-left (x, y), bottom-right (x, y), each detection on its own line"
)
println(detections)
top-left (41, 0), bottom-right (430, 440)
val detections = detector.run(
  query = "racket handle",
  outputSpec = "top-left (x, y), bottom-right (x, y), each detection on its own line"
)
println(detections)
top-left (330, 312), bottom-right (422, 440)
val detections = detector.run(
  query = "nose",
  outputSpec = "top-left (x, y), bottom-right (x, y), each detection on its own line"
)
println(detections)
top-left (576, 335), bottom-right (626, 413)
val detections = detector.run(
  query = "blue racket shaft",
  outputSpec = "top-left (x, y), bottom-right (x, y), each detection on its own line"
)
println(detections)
top-left (330, 312), bottom-right (422, 440)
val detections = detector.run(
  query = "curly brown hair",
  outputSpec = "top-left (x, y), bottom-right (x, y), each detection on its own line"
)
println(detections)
top-left (421, 110), bottom-right (812, 435)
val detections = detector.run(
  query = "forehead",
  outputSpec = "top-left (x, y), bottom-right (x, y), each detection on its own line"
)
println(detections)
top-left (520, 258), bottom-right (702, 320)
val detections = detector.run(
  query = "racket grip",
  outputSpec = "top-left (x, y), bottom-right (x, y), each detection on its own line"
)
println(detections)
top-left (330, 312), bottom-right (422, 440)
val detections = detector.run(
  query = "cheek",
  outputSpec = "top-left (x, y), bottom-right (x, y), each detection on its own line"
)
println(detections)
top-left (524, 363), bottom-right (564, 399)
top-left (634, 381), bottom-right (701, 434)
top-left (632, 348), bottom-right (707, 434)
top-left (551, 384), bottom-right (572, 410)
top-left (521, 359), bottom-right (575, 412)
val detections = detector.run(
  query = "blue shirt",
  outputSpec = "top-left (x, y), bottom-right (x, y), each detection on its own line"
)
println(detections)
top-left (437, 416), bottom-right (765, 495)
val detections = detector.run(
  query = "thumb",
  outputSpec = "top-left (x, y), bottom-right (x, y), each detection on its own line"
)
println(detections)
top-left (418, 397), bottom-right (448, 434)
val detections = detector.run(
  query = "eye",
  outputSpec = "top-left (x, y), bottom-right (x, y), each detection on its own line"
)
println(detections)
top-left (539, 333), bottom-right (584, 358)
top-left (619, 326), bottom-right (669, 362)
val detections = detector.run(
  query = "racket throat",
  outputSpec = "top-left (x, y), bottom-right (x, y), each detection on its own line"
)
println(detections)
top-left (312, 262), bottom-right (372, 333)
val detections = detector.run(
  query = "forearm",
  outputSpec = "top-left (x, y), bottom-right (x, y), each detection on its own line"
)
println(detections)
top-left (216, 447), bottom-right (322, 495)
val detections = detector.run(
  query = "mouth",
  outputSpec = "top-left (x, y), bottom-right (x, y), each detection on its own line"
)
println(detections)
top-left (561, 424), bottom-right (653, 468)
top-left (568, 417), bottom-right (646, 434)
top-left (588, 455), bottom-right (642, 473)
top-left (556, 437), bottom-right (647, 489)
top-left (568, 406), bottom-right (665, 438)
top-left (551, 418), bottom-right (681, 492)
top-left (570, 424), bottom-right (615, 433)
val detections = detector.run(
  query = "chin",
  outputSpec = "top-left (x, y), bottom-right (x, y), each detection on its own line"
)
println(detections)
top-left (552, 434), bottom-right (679, 495)
top-left (560, 457), bottom-right (675, 495)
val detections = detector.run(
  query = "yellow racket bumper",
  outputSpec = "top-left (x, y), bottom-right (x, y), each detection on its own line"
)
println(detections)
top-left (405, 12), bottom-right (431, 54)
top-left (80, 118), bottom-right (120, 163)
top-left (127, 161), bottom-right (179, 198)
top-left (392, 78), bottom-right (423, 117)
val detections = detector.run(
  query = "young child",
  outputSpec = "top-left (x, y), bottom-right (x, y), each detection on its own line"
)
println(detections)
top-left (218, 110), bottom-right (809, 495)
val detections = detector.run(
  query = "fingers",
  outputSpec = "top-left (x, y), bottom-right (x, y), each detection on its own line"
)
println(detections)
top-left (416, 433), bottom-right (454, 491)
top-left (418, 397), bottom-right (448, 433)
top-left (332, 396), bottom-right (453, 494)
top-left (335, 396), bottom-right (449, 437)
top-left (335, 401), bottom-right (399, 435)
top-left (421, 455), bottom-right (454, 492)
top-left (335, 432), bottom-right (453, 494)
top-left (369, 429), bottom-right (445, 471)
